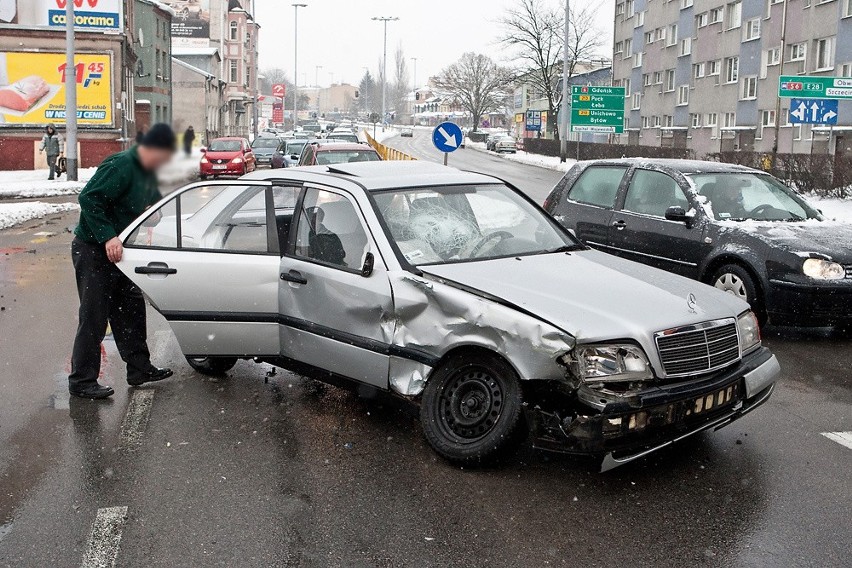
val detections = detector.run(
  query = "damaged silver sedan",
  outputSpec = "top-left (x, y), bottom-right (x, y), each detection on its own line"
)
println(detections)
top-left (118, 161), bottom-right (780, 470)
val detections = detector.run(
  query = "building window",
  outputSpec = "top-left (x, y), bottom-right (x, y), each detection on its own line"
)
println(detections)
top-left (677, 85), bottom-right (689, 105)
top-left (615, 41), bottom-right (624, 54)
top-left (635, 10), bottom-right (645, 27)
top-left (632, 92), bottom-right (642, 110)
top-left (696, 12), bottom-right (708, 27)
top-left (767, 47), bottom-right (781, 66)
top-left (643, 73), bottom-right (652, 87)
top-left (645, 30), bottom-right (654, 44)
top-left (725, 57), bottom-right (739, 83)
top-left (624, 39), bottom-right (633, 58)
top-left (627, 0), bottom-right (635, 18)
top-left (663, 115), bottom-right (674, 128)
top-left (709, 7), bottom-right (723, 24)
top-left (706, 113), bottom-right (718, 126)
top-left (726, 2), bottom-right (742, 29)
top-left (633, 52), bottom-right (643, 68)
top-left (741, 76), bottom-right (757, 99)
top-left (665, 69), bottom-right (676, 92)
top-left (681, 0), bottom-right (694, 7)
top-left (723, 112), bottom-right (736, 128)
top-left (709, 60), bottom-right (721, 76)
top-left (230, 21), bottom-right (239, 41)
top-left (789, 43), bottom-right (806, 62)
top-left (691, 113), bottom-right (702, 128)
top-left (667, 25), bottom-right (678, 46)
top-left (814, 37), bottom-right (835, 71)
top-left (760, 110), bottom-right (776, 137)
top-left (841, 63), bottom-right (852, 77)
top-left (642, 116), bottom-right (650, 129)
top-left (680, 38), bottom-right (692, 56)
top-left (653, 116), bottom-right (661, 128)
top-left (845, 0), bottom-right (852, 17)
top-left (229, 59), bottom-right (239, 83)
top-left (616, 2), bottom-right (626, 16)
top-left (653, 71), bottom-right (663, 84)
top-left (693, 63), bottom-right (705, 79)
top-left (744, 18), bottom-right (760, 41)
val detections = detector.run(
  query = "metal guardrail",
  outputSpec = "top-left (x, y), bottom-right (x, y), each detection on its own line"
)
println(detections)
top-left (364, 130), bottom-right (416, 161)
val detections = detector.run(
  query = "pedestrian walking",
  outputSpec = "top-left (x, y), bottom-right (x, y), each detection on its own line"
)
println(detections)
top-left (183, 125), bottom-right (195, 157)
top-left (68, 123), bottom-right (177, 399)
top-left (39, 123), bottom-right (64, 180)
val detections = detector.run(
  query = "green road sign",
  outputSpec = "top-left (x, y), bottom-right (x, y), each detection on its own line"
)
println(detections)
top-left (571, 109), bottom-right (625, 134)
top-left (779, 75), bottom-right (852, 99)
top-left (571, 93), bottom-right (624, 110)
top-left (571, 85), bottom-right (625, 97)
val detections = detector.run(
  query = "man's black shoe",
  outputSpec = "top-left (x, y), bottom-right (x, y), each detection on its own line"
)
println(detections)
top-left (128, 367), bottom-right (174, 387)
top-left (69, 384), bottom-right (115, 399)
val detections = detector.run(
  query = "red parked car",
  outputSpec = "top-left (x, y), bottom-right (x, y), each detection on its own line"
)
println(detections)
top-left (199, 137), bottom-right (257, 178)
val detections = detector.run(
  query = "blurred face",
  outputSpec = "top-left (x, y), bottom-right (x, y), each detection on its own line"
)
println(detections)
top-left (138, 146), bottom-right (175, 171)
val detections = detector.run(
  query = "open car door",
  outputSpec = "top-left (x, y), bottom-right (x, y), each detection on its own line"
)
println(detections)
top-left (118, 180), bottom-right (298, 358)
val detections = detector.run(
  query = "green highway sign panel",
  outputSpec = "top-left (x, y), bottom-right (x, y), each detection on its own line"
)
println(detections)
top-left (779, 75), bottom-right (852, 99)
top-left (571, 85), bottom-right (625, 97)
top-left (571, 93), bottom-right (624, 110)
top-left (571, 109), bottom-right (624, 134)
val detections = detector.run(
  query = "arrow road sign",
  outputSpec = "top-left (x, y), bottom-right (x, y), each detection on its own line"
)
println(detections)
top-left (432, 121), bottom-right (463, 154)
top-left (788, 98), bottom-right (839, 125)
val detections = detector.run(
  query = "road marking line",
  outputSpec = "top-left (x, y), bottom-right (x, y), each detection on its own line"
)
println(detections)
top-left (118, 390), bottom-right (155, 450)
top-left (821, 431), bottom-right (852, 451)
top-left (81, 506), bottom-right (128, 568)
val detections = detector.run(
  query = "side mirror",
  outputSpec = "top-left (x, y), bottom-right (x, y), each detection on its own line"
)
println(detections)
top-left (664, 206), bottom-right (690, 223)
top-left (244, 148), bottom-right (252, 154)
top-left (291, 154), bottom-right (299, 160)
top-left (200, 147), bottom-right (207, 153)
top-left (361, 252), bottom-right (375, 277)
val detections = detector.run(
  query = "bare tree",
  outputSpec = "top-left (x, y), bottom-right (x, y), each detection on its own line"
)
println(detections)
top-left (434, 53), bottom-right (513, 132)
top-left (499, 0), bottom-right (602, 138)
top-left (391, 45), bottom-right (410, 119)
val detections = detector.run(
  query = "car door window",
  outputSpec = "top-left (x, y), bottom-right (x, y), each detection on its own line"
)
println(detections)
top-left (299, 145), bottom-right (314, 166)
top-left (293, 187), bottom-right (369, 271)
top-left (623, 169), bottom-right (689, 217)
top-left (567, 166), bottom-right (627, 208)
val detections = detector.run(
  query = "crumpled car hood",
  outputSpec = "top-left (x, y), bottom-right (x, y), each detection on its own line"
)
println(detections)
top-left (423, 249), bottom-right (748, 343)
top-left (718, 220), bottom-right (852, 263)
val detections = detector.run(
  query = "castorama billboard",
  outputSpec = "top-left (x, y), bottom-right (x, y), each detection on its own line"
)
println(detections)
top-left (0, 0), bottom-right (123, 31)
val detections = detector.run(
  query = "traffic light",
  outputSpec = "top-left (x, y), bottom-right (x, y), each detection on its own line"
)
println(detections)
top-left (355, 90), bottom-right (360, 98)
top-left (415, 92), bottom-right (420, 100)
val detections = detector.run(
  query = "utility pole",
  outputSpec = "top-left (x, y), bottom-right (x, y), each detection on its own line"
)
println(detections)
top-left (315, 65), bottom-right (322, 87)
top-left (771, 0), bottom-right (789, 171)
top-left (559, 0), bottom-right (570, 163)
top-left (411, 57), bottom-right (417, 89)
top-left (64, 1), bottom-right (78, 181)
top-left (372, 16), bottom-right (399, 130)
top-left (292, 3), bottom-right (307, 131)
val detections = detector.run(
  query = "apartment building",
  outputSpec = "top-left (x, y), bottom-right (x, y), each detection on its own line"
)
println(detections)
top-left (613, 0), bottom-right (852, 156)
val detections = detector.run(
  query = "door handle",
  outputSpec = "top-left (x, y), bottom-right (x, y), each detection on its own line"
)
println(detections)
top-left (280, 270), bottom-right (307, 285)
top-left (135, 263), bottom-right (177, 275)
top-left (612, 219), bottom-right (627, 230)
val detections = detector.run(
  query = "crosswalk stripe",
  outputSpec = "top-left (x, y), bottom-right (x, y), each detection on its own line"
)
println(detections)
top-left (821, 431), bottom-right (852, 451)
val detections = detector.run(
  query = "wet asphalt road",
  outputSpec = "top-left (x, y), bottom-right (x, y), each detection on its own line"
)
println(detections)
top-left (0, 137), bottom-right (850, 567)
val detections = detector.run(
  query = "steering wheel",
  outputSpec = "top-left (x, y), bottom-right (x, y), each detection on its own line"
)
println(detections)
top-left (749, 204), bottom-right (774, 219)
top-left (468, 231), bottom-right (514, 258)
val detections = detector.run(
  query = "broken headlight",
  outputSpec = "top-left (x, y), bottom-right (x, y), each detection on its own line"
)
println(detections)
top-left (737, 311), bottom-right (761, 353)
top-left (566, 344), bottom-right (653, 383)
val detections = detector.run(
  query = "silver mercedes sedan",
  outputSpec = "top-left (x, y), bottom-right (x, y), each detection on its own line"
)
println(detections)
top-left (118, 161), bottom-right (780, 471)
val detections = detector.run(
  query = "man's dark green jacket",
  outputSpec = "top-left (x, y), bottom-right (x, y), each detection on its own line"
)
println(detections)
top-left (75, 147), bottom-right (162, 244)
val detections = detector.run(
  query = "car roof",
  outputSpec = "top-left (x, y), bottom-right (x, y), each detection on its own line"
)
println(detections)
top-left (241, 160), bottom-right (501, 191)
top-left (579, 158), bottom-right (759, 175)
top-left (212, 136), bottom-right (246, 141)
top-left (314, 143), bottom-right (375, 152)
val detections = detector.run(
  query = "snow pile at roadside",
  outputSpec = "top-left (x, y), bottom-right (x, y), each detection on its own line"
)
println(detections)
top-left (810, 197), bottom-right (852, 222)
top-left (465, 140), bottom-right (576, 173)
top-left (0, 168), bottom-right (96, 199)
top-left (0, 202), bottom-right (79, 230)
top-left (158, 149), bottom-right (202, 185)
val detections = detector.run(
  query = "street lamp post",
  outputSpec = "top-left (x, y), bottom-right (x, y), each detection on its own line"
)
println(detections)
top-left (64, 1), bottom-right (78, 181)
top-left (560, 0), bottom-right (570, 162)
top-left (292, 3), bottom-right (307, 131)
top-left (315, 65), bottom-right (322, 87)
top-left (411, 57), bottom-right (417, 89)
top-left (372, 16), bottom-right (399, 130)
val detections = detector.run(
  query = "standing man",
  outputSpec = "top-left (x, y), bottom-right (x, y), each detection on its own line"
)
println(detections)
top-left (69, 123), bottom-right (177, 399)
top-left (183, 125), bottom-right (195, 157)
top-left (39, 123), bottom-right (64, 180)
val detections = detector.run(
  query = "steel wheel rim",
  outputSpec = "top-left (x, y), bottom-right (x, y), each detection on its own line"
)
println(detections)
top-left (437, 367), bottom-right (504, 443)
top-left (714, 273), bottom-right (748, 301)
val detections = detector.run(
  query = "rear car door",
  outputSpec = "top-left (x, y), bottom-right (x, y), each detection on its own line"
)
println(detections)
top-left (278, 184), bottom-right (394, 389)
top-left (118, 181), bottom-right (298, 358)
top-left (607, 168), bottom-right (705, 277)
top-left (551, 165), bottom-right (627, 247)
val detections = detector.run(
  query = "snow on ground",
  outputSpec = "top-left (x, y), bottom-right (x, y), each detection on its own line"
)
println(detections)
top-left (359, 125), bottom-right (399, 144)
top-left (810, 197), bottom-right (852, 222)
top-left (465, 140), bottom-right (576, 173)
top-left (0, 202), bottom-right (79, 230)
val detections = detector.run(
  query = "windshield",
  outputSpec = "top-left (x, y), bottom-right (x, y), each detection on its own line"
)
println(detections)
top-left (208, 140), bottom-right (242, 152)
top-left (251, 138), bottom-right (280, 149)
top-left (691, 173), bottom-right (821, 222)
top-left (315, 150), bottom-right (380, 165)
top-left (373, 184), bottom-right (577, 266)
top-left (286, 142), bottom-right (306, 155)
top-left (328, 134), bottom-right (359, 143)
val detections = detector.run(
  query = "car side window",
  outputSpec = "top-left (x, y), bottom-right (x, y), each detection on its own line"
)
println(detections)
top-left (293, 188), bottom-right (369, 271)
top-left (300, 145), bottom-right (314, 166)
top-left (567, 166), bottom-right (627, 209)
top-left (622, 169), bottom-right (689, 218)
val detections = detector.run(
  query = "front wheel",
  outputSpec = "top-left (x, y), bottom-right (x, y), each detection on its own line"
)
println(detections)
top-left (711, 264), bottom-right (765, 323)
top-left (186, 356), bottom-right (238, 375)
top-left (420, 352), bottom-right (525, 466)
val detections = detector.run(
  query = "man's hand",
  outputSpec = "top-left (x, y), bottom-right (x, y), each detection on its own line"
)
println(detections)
top-left (105, 237), bottom-right (123, 263)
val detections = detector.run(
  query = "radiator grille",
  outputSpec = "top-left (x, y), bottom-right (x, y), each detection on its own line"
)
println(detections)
top-left (656, 320), bottom-right (740, 377)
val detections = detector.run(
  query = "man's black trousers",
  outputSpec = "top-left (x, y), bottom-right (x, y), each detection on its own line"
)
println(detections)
top-left (69, 238), bottom-right (153, 390)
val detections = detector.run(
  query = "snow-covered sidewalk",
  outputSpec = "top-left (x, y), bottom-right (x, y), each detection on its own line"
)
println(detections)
top-left (465, 140), bottom-right (576, 173)
top-left (810, 197), bottom-right (852, 222)
top-left (0, 202), bottom-right (80, 231)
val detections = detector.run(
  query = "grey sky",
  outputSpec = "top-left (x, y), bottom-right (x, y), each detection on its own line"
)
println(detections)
top-left (253, 0), bottom-right (614, 89)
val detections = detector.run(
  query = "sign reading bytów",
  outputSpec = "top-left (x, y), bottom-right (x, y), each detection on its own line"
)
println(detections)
top-left (571, 85), bottom-right (625, 133)
top-left (8, 0), bottom-right (123, 30)
top-left (571, 109), bottom-right (625, 134)
top-left (0, 51), bottom-right (113, 127)
top-left (779, 75), bottom-right (852, 100)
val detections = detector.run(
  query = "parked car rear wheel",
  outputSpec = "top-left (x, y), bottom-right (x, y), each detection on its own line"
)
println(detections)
top-left (420, 351), bottom-right (525, 465)
top-left (186, 356), bottom-right (238, 375)
top-left (711, 264), bottom-right (764, 322)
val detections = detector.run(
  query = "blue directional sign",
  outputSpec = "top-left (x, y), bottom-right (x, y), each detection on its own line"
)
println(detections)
top-left (788, 98), bottom-right (839, 125)
top-left (432, 121), bottom-right (463, 153)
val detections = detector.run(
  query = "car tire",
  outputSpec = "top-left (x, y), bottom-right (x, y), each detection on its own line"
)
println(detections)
top-left (199, 174), bottom-right (207, 180)
top-left (186, 356), bottom-right (238, 375)
top-left (420, 351), bottom-right (525, 466)
top-left (711, 264), bottom-right (765, 322)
